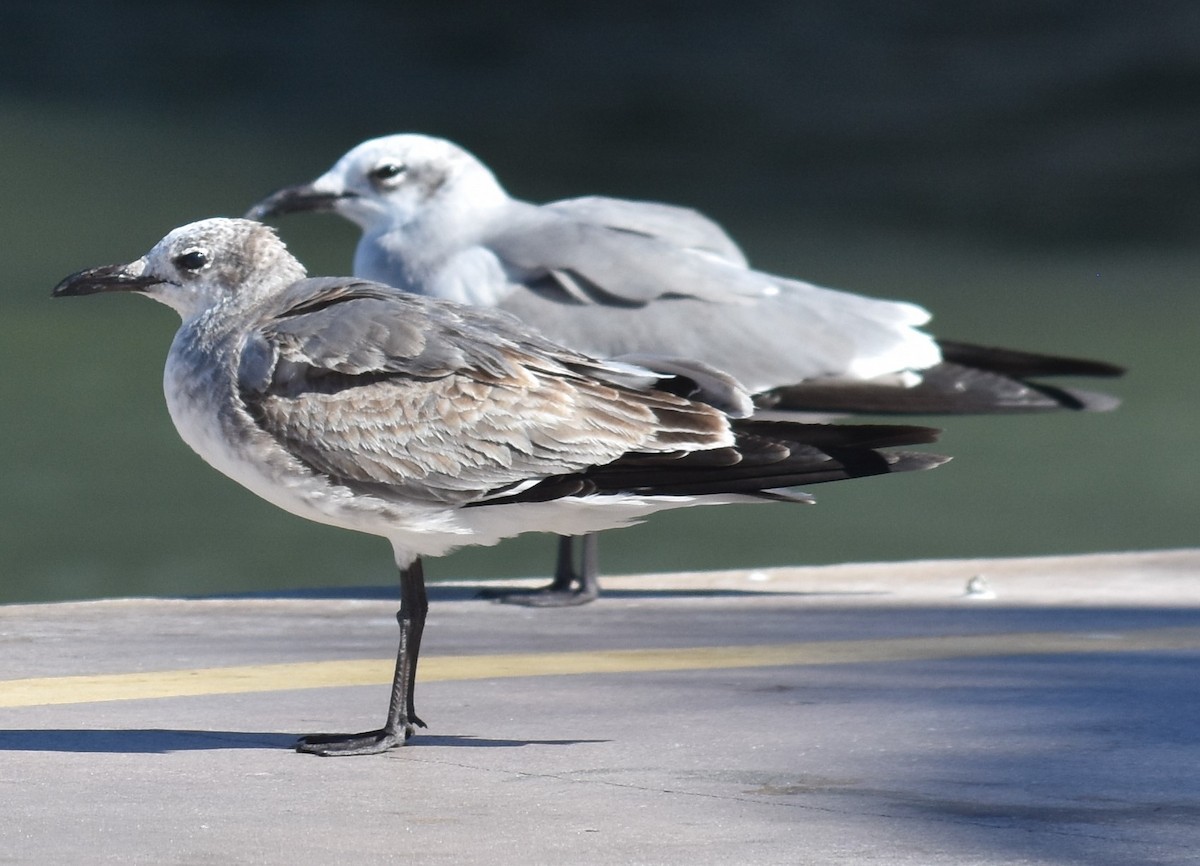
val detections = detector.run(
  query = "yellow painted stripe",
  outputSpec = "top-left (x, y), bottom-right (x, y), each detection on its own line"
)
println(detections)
top-left (2, 627), bottom-right (1199, 709)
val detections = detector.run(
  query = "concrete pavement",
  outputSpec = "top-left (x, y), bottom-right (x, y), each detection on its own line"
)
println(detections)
top-left (2, 549), bottom-right (1198, 865)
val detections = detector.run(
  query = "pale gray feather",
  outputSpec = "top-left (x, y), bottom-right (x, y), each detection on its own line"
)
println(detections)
top-left (543, 195), bottom-right (748, 267)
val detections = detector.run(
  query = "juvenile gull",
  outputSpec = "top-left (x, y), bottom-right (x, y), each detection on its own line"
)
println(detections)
top-left (247, 133), bottom-right (1124, 605)
top-left (53, 218), bottom-right (948, 756)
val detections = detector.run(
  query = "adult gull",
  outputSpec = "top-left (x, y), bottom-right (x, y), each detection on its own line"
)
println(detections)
top-left (246, 133), bottom-right (1124, 605)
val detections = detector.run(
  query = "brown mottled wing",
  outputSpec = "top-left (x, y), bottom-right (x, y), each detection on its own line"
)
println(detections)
top-left (235, 278), bottom-right (732, 505)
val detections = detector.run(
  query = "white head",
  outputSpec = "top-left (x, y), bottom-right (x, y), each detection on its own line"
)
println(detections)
top-left (245, 134), bottom-right (510, 234)
top-left (53, 218), bottom-right (307, 321)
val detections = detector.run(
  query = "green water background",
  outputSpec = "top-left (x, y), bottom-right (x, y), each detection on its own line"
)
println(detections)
top-left (1, 4), bottom-right (1194, 602)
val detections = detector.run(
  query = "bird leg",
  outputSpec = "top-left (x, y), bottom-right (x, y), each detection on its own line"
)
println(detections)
top-left (477, 534), bottom-right (601, 607)
top-left (296, 558), bottom-right (429, 756)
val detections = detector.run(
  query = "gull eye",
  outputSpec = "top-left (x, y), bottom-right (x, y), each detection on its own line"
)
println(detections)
top-left (369, 162), bottom-right (407, 185)
top-left (173, 249), bottom-right (210, 273)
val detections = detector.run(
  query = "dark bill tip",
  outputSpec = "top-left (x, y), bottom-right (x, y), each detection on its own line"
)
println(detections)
top-left (244, 184), bottom-right (353, 220)
top-left (52, 263), bottom-right (160, 298)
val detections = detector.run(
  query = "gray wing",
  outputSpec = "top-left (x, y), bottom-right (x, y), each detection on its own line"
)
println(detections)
top-left (490, 208), bottom-right (780, 304)
top-left (543, 195), bottom-right (748, 266)
top-left (480, 208), bottom-right (935, 391)
top-left (236, 278), bottom-right (733, 505)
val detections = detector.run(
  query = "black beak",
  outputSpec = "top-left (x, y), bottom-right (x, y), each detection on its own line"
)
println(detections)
top-left (244, 184), bottom-right (354, 221)
top-left (52, 263), bottom-right (162, 298)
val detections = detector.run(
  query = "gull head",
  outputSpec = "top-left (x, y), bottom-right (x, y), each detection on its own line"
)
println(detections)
top-left (245, 133), bottom-right (510, 234)
top-left (53, 218), bottom-right (306, 320)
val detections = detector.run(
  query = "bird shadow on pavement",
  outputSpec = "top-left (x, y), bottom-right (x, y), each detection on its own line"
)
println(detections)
top-left (0, 728), bottom-right (607, 753)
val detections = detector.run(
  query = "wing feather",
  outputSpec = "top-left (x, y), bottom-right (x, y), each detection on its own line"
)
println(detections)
top-left (236, 279), bottom-right (733, 505)
top-left (543, 195), bottom-right (748, 266)
top-left (482, 210), bottom-right (939, 388)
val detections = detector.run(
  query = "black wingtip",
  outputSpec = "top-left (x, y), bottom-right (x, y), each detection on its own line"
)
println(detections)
top-left (936, 339), bottom-right (1126, 379)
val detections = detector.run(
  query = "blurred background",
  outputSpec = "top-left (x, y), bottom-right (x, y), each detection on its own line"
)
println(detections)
top-left (2, 1), bottom-right (1196, 603)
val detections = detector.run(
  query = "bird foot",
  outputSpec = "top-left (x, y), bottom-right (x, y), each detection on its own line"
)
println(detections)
top-left (296, 718), bottom-right (425, 756)
top-left (477, 583), bottom-right (598, 607)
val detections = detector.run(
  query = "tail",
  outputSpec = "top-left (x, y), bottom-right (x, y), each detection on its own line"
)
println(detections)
top-left (756, 340), bottom-right (1124, 415)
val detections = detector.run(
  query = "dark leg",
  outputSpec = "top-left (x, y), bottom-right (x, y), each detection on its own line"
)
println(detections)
top-left (548, 535), bottom-right (584, 593)
top-left (476, 534), bottom-right (601, 607)
top-left (297, 558), bottom-right (429, 756)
